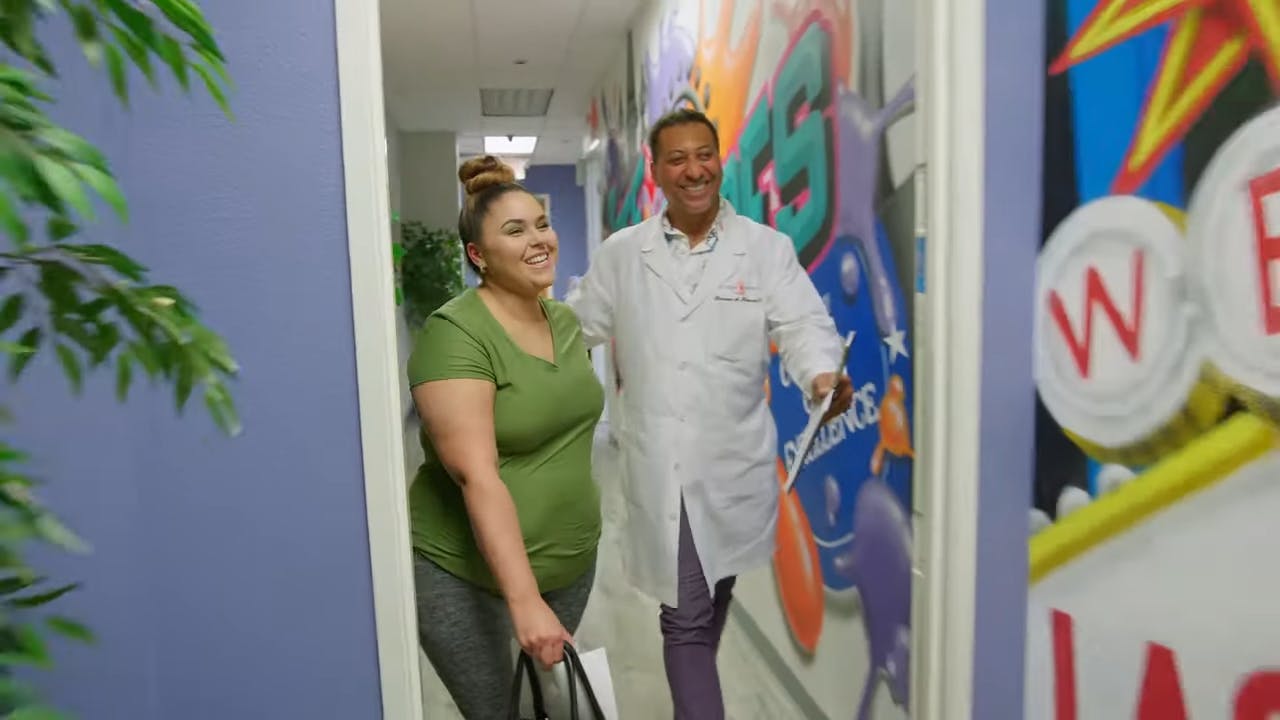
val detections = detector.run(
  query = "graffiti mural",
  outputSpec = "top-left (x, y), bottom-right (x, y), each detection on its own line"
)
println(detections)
top-left (587, 1), bottom-right (916, 717)
top-left (1028, 0), bottom-right (1280, 713)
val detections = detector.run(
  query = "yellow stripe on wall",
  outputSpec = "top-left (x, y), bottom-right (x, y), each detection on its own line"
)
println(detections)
top-left (1029, 413), bottom-right (1277, 585)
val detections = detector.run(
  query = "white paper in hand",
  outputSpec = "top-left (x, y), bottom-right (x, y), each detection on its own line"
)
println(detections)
top-left (783, 331), bottom-right (856, 495)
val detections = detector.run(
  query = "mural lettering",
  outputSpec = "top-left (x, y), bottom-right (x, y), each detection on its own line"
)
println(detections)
top-left (1049, 609), bottom-right (1280, 720)
top-left (605, 17), bottom-right (838, 267)
top-left (1046, 249), bottom-right (1147, 379)
top-left (1248, 166), bottom-right (1280, 335)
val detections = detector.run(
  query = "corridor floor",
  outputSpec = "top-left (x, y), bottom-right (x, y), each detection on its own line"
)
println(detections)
top-left (419, 427), bottom-right (808, 719)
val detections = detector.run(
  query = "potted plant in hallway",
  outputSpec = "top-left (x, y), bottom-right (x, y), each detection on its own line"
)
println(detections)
top-left (395, 221), bottom-right (465, 330)
top-left (0, 1), bottom-right (236, 714)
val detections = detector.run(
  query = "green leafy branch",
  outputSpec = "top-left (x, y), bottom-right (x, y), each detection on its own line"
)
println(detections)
top-left (1, 0), bottom-right (232, 114)
top-left (0, 1), bottom-right (237, 715)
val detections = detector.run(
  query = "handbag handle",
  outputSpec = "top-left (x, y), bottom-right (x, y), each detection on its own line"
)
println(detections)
top-left (508, 644), bottom-right (607, 719)
top-left (507, 650), bottom-right (549, 720)
top-left (562, 643), bottom-right (607, 719)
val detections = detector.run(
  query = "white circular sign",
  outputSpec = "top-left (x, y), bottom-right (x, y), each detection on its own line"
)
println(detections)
top-left (1035, 195), bottom-right (1200, 449)
top-left (1188, 106), bottom-right (1280, 400)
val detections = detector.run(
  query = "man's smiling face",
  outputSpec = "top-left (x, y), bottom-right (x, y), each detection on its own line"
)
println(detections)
top-left (652, 121), bottom-right (722, 219)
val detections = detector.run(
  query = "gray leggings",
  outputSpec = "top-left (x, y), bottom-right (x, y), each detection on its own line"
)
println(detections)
top-left (414, 555), bottom-right (596, 720)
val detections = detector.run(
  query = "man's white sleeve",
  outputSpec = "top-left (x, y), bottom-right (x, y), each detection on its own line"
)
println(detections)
top-left (565, 248), bottom-right (614, 349)
top-left (764, 233), bottom-right (844, 401)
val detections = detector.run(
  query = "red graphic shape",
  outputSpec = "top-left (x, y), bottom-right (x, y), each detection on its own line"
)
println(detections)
top-left (1051, 609), bottom-right (1078, 720)
top-left (1048, 249), bottom-right (1147, 379)
top-left (1248, 166), bottom-right (1280, 335)
top-left (1235, 670), bottom-right (1280, 719)
top-left (772, 458), bottom-right (824, 653)
top-left (1233, 671), bottom-right (1280, 712)
top-left (1136, 643), bottom-right (1189, 720)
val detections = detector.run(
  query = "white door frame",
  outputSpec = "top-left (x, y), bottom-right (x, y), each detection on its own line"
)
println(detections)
top-left (333, 0), bottom-right (424, 716)
top-left (910, 0), bottom-right (986, 715)
top-left (332, 0), bottom-right (993, 714)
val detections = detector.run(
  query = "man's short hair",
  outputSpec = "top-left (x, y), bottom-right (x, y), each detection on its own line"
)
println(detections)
top-left (647, 109), bottom-right (721, 160)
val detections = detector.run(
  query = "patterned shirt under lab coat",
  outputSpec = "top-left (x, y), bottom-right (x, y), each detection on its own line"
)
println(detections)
top-left (567, 200), bottom-right (843, 607)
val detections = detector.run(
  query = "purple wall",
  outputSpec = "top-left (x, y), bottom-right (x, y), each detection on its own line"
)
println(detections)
top-left (523, 164), bottom-right (587, 299)
top-left (972, 0), bottom-right (1045, 716)
top-left (9, 3), bottom-right (382, 718)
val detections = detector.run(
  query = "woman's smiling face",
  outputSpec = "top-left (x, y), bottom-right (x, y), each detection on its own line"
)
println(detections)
top-left (469, 190), bottom-right (558, 295)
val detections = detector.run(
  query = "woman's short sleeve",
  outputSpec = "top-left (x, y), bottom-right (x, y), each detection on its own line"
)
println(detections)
top-left (407, 315), bottom-right (496, 387)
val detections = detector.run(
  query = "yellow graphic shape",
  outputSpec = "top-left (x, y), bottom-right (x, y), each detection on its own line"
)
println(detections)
top-left (1030, 412), bottom-right (1277, 585)
top-left (692, 0), bottom-right (763, 152)
top-left (1052, 0), bottom-right (1280, 193)
top-left (1049, 0), bottom-right (1197, 72)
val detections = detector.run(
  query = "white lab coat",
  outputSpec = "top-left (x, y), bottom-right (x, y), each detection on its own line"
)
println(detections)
top-left (567, 203), bottom-right (843, 607)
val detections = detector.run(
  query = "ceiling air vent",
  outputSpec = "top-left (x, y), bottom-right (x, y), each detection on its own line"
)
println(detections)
top-left (480, 88), bottom-right (554, 117)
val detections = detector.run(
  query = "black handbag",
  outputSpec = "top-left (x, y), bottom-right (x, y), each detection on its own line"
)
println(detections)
top-left (507, 643), bottom-right (607, 720)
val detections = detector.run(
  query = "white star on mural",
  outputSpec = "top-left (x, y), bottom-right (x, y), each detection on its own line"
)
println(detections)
top-left (884, 327), bottom-right (909, 363)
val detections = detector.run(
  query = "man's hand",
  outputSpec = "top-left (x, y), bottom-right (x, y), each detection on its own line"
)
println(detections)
top-left (812, 372), bottom-right (854, 424)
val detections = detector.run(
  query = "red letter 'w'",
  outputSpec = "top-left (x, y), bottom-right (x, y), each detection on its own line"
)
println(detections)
top-left (1048, 250), bottom-right (1146, 379)
top-left (1249, 167), bottom-right (1280, 336)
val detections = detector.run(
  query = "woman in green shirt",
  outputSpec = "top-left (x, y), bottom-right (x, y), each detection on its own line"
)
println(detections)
top-left (407, 156), bottom-right (604, 718)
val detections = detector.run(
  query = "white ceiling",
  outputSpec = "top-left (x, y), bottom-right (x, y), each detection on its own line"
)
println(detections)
top-left (380, 0), bottom-right (645, 165)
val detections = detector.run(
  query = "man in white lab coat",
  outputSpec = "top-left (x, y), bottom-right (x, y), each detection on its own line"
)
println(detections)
top-left (568, 109), bottom-right (851, 719)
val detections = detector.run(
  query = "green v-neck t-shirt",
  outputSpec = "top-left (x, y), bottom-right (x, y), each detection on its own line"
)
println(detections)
top-left (406, 289), bottom-right (604, 593)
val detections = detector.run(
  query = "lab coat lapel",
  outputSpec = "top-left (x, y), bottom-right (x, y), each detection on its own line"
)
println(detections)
top-left (640, 225), bottom-right (688, 303)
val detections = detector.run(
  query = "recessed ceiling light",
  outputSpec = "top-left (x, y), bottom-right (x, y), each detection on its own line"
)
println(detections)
top-left (484, 136), bottom-right (538, 155)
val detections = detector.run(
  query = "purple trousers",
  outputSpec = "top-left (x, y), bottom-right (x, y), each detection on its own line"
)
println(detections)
top-left (659, 502), bottom-right (737, 720)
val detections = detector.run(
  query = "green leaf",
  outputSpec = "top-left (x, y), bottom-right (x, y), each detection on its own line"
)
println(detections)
top-left (0, 675), bottom-right (39, 706)
top-left (105, 43), bottom-right (128, 104)
top-left (46, 615), bottom-right (94, 644)
top-left (35, 127), bottom-right (109, 171)
top-left (54, 344), bottom-right (82, 393)
top-left (0, 573), bottom-right (39, 596)
top-left (157, 35), bottom-right (189, 90)
top-left (174, 355), bottom-right (194, 410)
top-left (62, 243), bottom-right (146, 280)
top-left (69, 4), bottom-right (103, 65)
top-left (46, 216), bottom-right (78, 241)
top-left (152, 0), bottom-right (224, 59)
top-left (0, 193), bottom-right (29, 245)
top-left (32, 514), bottom-right (88, 553)
top-left (33, 157), bottom-right (92, 219)
top-left (0, 342), bottom-right (32, 357)
top-left (12, 624), bottom-right (50, 666)
top-left (104, 0), bottom-right (156, 46)
top-left (128, 340), bottom-right (159, 378)
top-left (73, 164), bottom-right (128, 221)
top-left (0, 295), bottom-right (24, 334)
top-left (115, 352), bottom-right (132, 401)
top-left (192, 61), bottom-right (230, 117)
top-left (203, 382), bottom-right (240, 436)
top-left (110, 23), bottom-right (155, 87)
top-left (8, 328), bottom-right (41, 380)
top-left (6, 706), bottom-right (68, 720)
top-left (6, 576), bottom-right (78, 604)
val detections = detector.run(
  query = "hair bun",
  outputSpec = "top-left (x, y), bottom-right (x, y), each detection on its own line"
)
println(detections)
top-left (458, 155), bottom-right (516, 196)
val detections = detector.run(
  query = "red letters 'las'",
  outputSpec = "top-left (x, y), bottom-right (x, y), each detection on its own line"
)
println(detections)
top-left (1249, 166), bottom-right (1280, 336)
top-left (1048, 249), bottom-right (1146, 379)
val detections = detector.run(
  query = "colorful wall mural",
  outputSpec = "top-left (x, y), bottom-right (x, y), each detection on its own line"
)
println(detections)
top-left (586, 1), bottom-right (917, 716)
top-left (1029, 0), bottom-right (1280, 714)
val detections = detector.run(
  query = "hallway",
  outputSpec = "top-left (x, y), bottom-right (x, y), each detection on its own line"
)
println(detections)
top-left (420, 428), bottom-right (809, 719)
